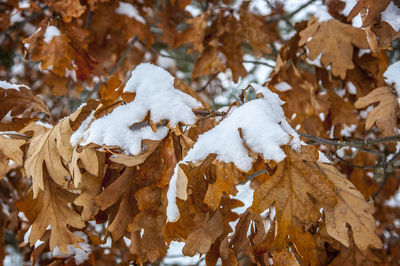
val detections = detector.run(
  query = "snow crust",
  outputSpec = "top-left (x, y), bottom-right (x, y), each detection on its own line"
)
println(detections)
top-left (274, 81), bottom-right (292, 92)
top-left (72, 63), bottom-right (201, 155)
top-left (116, 2), bottom-right (145, 23)
top-left (314, 8), bottom-right (333, 22)
top-left (384, 61), bottom-right (400, 97)
top-left (44, 26), bottom-right (61, 43)
top-left (166, 84), bottom-right (300, 222)
top-left (0, 80), bottom-right (29, 91)
top-left (382, 2), bottom-right (400, 32)
top-left (51, 231), bottom-right (92, 265)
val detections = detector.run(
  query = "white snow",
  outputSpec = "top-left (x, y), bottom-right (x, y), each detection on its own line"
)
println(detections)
top-left (314, 7), bottom-right (333, 22)
top-left (340, 0), bottom-right (357, 16)
top-left (0, 80), bottom-right (29, 91)
top-left (51, 231), bottom-right (92, 265)
top-left (75, 63), bottom-right (201, 155)
top-left (70, 111), bottom-right (94, 146)
top-left (116, 2), bottom-right (146, 24)
top-left (382, 2), bottom-right (400, 32)
top-left (274, 81), bottom-right (292, 92)
top-left (166, 84), bottom-right (300, 222)
top-left (384, 61), bottom-right (400, 98)
top-left (340, 124), bottom-right (357, 137)
top-left (347, 81), bottom-right (357, 94)
top-left (163, 241), bottom-right (204, 265)
top-left (43, 26), bottom-right (61, 43)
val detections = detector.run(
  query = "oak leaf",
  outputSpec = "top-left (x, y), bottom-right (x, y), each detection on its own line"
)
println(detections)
top-left (192, 46), bottom-right (225, 78)
top-left (347, 0), bottom-right (391, 27)
top-left (52, 0), bottom-right (87, 22)
top-left (128, 212), bottom-right (167, 263)
top-left (0, 135), bottom-right (26, 167)
top-left (0, 83), bottom-right (50, 131)
top-left (73, 172), bottom-right (103, 221)
top-left (34, 33), bottom-right (75, 76)
top-left (319, 163), bottom-right (383, 253)
top-left (95, 167), bottom-right (138, 240)
top-left (354, 86), bottom-right (398, 136)
top-left (204, 162), bottom-right (239, 210)
top-left (23, 119), bottom-right (73, 198)
top-left (16, 178), bottom-right (85, 254)
top-left (252, 146), bottom-right (337, 247)
top-left (299, 17), bottom-right (369, 78)
top-left (182, 210), bottom-right (224, 256)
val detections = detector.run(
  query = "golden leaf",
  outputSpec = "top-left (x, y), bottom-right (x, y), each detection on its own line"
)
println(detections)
top-left (354, 86), bottom-right (398, 136)
top-left (95, 167), bottom-right (137, 240)
top-left (252, 146), bottom-right (337, 247)
top-left (299, 17), bottom-right (369, 78)
top-left (23, 119), bottom-right (73, 198)
top-left (182, 210), bottom-right (224, 256)
top-left (16, 177), bottom-right (85, 254)
top-left (319, 163), bottom-right (383, 253)
top-left (52, 0), bottom-right (87, 22)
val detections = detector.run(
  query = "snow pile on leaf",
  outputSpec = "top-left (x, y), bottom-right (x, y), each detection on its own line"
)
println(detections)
top-left (384, 61), bottom-right (400, 97)
top-left (72, 63), bottom-right (201, 155)
top-left (167, 83), bottom-right (300, 222)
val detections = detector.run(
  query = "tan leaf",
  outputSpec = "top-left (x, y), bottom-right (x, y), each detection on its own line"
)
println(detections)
top-left (299, 17), bottom-right (369, 78)
top-left (34, 33), bottom-right (75, 76)
top-left (204, 162), bottom-right (238, 210)
top-left (23, 119), bottom-right (73, 198)
top-left (74, 172), bottom-right (103, 221)
top-left (354, 86), bottom-right (398, 136)
top-left (193, 46), bottom-right (225, 78)
top-left (128, 212), bottom-right (167, 263)
top-left (0, 84), bottom-right (50, 131)
top-left (95, 167), bottom-right (137, 240)
top-left (175, 13), bottom-right (207, 53)
top-left (347, 0), bottom-right (391, 28)
top-left (16, 177), bottom-right (85, 254)
top-left (52, 0), bottom-right (87, 22)
top-left (69, 146), bottom-right (102, 188)
top-left (0, 135), bottom-right (26, 166)
top-left (319, 163), bottom-right (383, 253)
top-left (252, 146), bottom-right (337, 246)
top-left (272, 248), bottom-right (300, 266)
top-left (183, 210), bottom-right (224, 256)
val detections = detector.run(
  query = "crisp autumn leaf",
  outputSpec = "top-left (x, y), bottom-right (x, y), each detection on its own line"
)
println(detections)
top-left (23, 120), bottom-right (72, 198)
top-left (182, 211), bottom-right (224, 256)
top-left (347, 0), bottom-right (391, 27)
top-left (16, 177), bottom-right (85, 254)
top-left (204, 162), bottom-right (239, 210)
top-left (52, 0), bottom-right (87, 22)
top-left (69, 146), bottom-right (103, 188)
top-left (354, 86), bottom-right (398, 136)
top-left (175, 13), bottom-right (207, 53)
top-left (193, 46), bottom-right (225, 78)
top-left (128, 212), bottom-right (167, 263)
top-left (0, 83), bottom-right (50, 130)
top-left (272, 248), bottom-right (300, 266)
top-left (319, 163), bottom-right (383, 253)
top-left (95, 167), bottom-right (138, 240)
top-left (299, 17), bottom-right (370, 78)
top-left (34, 33), bottom-right (75, 77)
top-left (252, 146), bottom-right (337, 248)
top-left (0, 134), bottom-right (26, 167)
top-left (73, 172), bottom-right (103, 221)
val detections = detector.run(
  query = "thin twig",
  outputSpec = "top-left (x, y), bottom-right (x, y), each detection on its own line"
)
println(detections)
top-left (266, 0), bottom-right (317, 22)
top-left (242, 60), bottom-right (275, 68)
top-left (108, 37), bottom-right (138, 75)
top-left (196, 72), bottom-right (220, 92)
top-left (334, 152), bottom-right (375, 169)
top-left (297, 132), bottom-right (400, 148)
top-left (372, 164), bottom-right (389, 199)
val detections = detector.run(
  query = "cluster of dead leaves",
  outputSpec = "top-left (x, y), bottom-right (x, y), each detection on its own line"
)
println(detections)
top-left (2, 0), bottom-right (400, 265)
